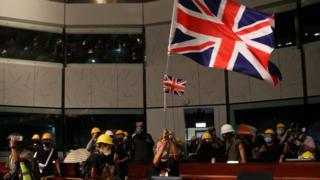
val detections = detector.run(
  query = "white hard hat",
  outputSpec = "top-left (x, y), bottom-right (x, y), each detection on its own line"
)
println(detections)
top-left (221, 124), bottom-right (235, 135)
top-left (105, 130), bottom-right (114, 136)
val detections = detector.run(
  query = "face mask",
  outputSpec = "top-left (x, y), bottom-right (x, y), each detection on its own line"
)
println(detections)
top-left (104, 150), bottom-right (111, 156)
top-left (136, 129), bottom-right (142, 134)
top-left (44, 142), bottom-right (51, 147)
top-left (276, 129), bottom-right (284, 136)
top-left (264, 137), bottom-right (273, 143)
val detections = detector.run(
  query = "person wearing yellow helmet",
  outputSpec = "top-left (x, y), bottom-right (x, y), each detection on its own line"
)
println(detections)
top-left (187, 136), bottom-right (198, 154)
top-left (31, 134), bottom-right (42, 153)
top-left (114, 130), bottom-right (130, 180)
top-left (83, 134), bottom-right (114, 179)
top-left (35, 132), bottom-right (61, 178)
top-left (195, 132), bottom-right (218, 163)
top-left (276, 123), bottom-right (290, 145)
top-left (254, 129), bottom-right (282, 162)
top-left (86, 127), bottom-right (102, 153)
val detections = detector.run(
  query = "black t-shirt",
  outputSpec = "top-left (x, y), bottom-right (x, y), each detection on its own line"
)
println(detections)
top-left (85, 151), bottom-right (112, 176)
top-left (116, 141), bottom-right (129, 162)
top-left (35, 148), bottom-right (58, 176)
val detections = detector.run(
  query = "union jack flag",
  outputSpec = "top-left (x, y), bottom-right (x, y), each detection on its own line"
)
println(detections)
top-left (168, 0), bottom-right (282, 85)
top-left (163, 74), bottom-right (187, 96)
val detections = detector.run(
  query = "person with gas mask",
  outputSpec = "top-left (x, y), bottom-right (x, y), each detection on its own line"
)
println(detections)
top-left (31, 134), bottom-right (42, 156)
top-left (83, 134), bottom-right (114, 180)
top-left (86, 127), bottom-right (102, 153)
top-left (4, 133), bottom-right (40, 180)
top-left (131, 121), bottom-right (154, 163)
top-left (114, 130), bottom-right (130, 180)
top-left (276, 123), bottom-right (290, 145)
top-left (255, 129), bottom-right (282, 162)
top-left (221, 124), bottom-right (247, 163)
top-left (195, 132), bottom-right (217, 162)
top-left (34, 133), bottom-right (61, 179)
top-left (153, 129), bottom-right (179, 177)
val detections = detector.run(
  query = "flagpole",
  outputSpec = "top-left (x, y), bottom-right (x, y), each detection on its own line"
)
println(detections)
top-left (224, 70), bottom-right (231, 124)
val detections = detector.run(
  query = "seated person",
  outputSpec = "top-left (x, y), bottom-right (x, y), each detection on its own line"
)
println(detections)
top-left (153, 129), bottom-right (179, 176)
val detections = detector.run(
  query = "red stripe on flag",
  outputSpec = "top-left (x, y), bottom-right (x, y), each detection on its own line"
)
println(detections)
top-left (170, 41), bottom-right (215, 53)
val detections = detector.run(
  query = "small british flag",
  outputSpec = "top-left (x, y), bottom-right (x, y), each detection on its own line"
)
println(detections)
top-left (163, 74), bottom-right (187, 96)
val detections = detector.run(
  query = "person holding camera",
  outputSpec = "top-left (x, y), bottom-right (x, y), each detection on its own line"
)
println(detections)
top-left (4, 133), bottom-right (39, 180)
top-left (153, 129), bottom-right (179, 176)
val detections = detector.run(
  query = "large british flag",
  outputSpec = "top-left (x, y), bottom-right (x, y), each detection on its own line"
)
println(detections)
top-left (168, 0), bottom-right (282, 85)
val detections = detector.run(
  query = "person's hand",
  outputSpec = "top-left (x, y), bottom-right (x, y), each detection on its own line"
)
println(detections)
top-left (92, 133), bottom-right (98, 139)
top-left (9, 138), bottom-right (16, 149)
top-left (115, 159), bottom-right (123, 164)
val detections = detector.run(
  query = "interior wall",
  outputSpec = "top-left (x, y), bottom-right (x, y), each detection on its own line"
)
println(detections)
top-left (0, 58), bottom-right (62, 108)
top-left (65, 64), bottom-right (143, 108)
top-left (65, 3), bottom-right (143, 26)
top-left (145, 24), bottom-right (226, 108)
top-left (0, 0), bottom-right (64, 25)
top-left (147, 105), bottom-right (227, 141)
top-left (305, 41), bottom-right (320, 96)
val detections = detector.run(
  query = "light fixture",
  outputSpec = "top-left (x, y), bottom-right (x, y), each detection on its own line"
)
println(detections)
top-left (91, 59), bottom-right (96, 63)
top-left (314, 32), bottom-right (320, 37)
top-left (196, 122), bottom-right (206, 128)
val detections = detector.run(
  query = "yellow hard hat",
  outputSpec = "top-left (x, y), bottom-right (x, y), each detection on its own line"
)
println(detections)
top-left (276, 123), bottom-right (285, 128)
top-left (201, 132), bottom-right (212, 140)
top-left (96, 134), bottom-right (113, 145)
top-left (91, 127), bottom-right (101, 135)
top-left (264, 129), bottom-right (275, 135)
top-left (115, 129), bottom-right (125, 135)
top-left (124, 131), bottom-right (128, 137)
top-left (191, 136), bottom-right (197, 141)
top-left (32, 134), bottom-right (40, 140)
top-left (42, 133), bottom-right (52, 140)
top-left (301, 151), bottom-right (315, 159)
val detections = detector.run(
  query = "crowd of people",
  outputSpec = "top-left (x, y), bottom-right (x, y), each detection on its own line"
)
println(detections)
top-left (2, 121), bottom-right (319, 179)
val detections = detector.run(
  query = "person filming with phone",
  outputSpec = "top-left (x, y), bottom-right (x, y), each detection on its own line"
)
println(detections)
top-left (153, 129), bottom-right (179, 177)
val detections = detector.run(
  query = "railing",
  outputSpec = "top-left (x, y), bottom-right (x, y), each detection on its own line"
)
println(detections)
top-left (2, 162), bottom-right (320, 179)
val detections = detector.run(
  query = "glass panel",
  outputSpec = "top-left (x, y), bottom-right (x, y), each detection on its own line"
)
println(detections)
top-left (0, 113), bottom-right (62, 151)
top-left (0, 26), bottom-right (63, 63)
top-left (66, 34), bottom-right (144, 63)
top-left (65, 114), bottom-right (144, 150)
top-left (275, 10), bottom-right (297, 48)
top-left (302, 3), bottom-right (320, 43)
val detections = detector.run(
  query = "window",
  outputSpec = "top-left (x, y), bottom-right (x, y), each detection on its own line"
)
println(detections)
top-left (234, 104), bottom-right (320, 133)
top-left (66, 34), bottom-right (144, 63)
top-left (0, 26), bottom-right (63, 62)
top-left (0, 113), bottom-right (62, 151)
top-left (275, 10), bottom-right (296, 48)
top-left (184, 108), bottom-right (214, 140)
top-left (65, 114), bottom-right (144, 149)
top-left (302, 3), bottom-right (320, 43)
